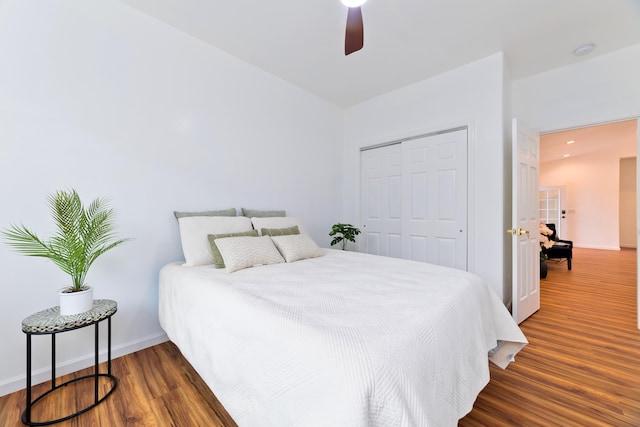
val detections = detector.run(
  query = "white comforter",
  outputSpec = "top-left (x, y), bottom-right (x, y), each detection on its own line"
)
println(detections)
top-left (159, 249), bottom-right (526, 427)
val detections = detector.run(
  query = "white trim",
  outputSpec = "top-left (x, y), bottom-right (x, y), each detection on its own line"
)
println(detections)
top-left (359, 126), bottom-right (468, 152)
top-left (573, 244), bottom-right (621, 251)
top-left (539, 116), bottom-right (640, 135)
top-left (637, 118), bottom-right (640, 330)
top-left (0, 333), bottom-right (168, 397)
top-left (466, 120), bottom-right (477, 274)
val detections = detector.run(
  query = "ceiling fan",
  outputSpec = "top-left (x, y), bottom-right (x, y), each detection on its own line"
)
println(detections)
top-left (342, 0), bottom-right (366, 55)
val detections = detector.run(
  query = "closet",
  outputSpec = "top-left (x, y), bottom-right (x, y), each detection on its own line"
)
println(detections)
top-left (360, 128), bottom-right (468, 270)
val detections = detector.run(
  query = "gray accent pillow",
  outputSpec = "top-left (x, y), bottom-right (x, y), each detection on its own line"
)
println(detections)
top-left (261, 225), bottom-right (300, 237)
top-left (208, 230), bottom-right (259, 268)
top-left (174, 208), bottom-right (236, 220)
top-left (241, 208), bottom-right (286, 218)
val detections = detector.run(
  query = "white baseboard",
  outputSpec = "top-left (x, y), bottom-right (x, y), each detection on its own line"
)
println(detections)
top-left (573, 244), bottom-right (621, 251)
top-left (0, 333), bottom-right (168, 398)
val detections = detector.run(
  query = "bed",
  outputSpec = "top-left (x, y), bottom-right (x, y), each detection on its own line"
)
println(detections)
top-left (159, 215), bottom-right (527, 426)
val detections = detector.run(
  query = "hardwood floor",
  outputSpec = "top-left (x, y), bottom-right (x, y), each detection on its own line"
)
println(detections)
top-left (460, 248), bottom-right (639, 426)
top-left (0, 340), bottom-right (235, 427)
top-left (0, 248), bottom-right (637, 426)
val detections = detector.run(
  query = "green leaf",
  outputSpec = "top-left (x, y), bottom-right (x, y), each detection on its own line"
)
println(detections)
top-left (329, 223), bottom-right (361, 250)
top-left (2, 189), bottom-right (131, 291)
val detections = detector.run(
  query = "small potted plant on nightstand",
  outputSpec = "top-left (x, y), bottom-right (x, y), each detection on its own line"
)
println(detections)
top-left (329, 223), bottom-right (361, 250)
top-left (2, 189), bottom-right (131, 315)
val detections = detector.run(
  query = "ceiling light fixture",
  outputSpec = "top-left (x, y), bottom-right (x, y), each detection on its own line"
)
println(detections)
top-left (341, 0), bottom-right (367, 6)
top-left (566, 140), bottom-right (575, 144)
top-left (573, 43), bottom-right (595, 57)
top-left (343, 0), bottom-right (366, 55)
top-left (563, 154), bottom-right (571, 158)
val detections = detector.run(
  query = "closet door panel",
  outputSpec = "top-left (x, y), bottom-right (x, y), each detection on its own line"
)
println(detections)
top-left (361, 143), bottom-right (402, 257)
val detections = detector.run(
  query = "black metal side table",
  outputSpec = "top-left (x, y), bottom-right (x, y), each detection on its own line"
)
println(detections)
top-left (21, 299), bottom-right (118, 426)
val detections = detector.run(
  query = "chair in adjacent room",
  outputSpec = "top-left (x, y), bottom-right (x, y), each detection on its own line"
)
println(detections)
top-left (543, 223), bottom-right (573, 270)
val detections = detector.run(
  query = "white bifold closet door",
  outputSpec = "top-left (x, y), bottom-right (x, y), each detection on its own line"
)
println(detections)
top-left (360, 128), bottom-right (467, 270)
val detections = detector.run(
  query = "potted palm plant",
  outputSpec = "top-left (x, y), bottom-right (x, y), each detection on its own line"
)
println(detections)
top-left (2, 189), bottom-right (131, 315)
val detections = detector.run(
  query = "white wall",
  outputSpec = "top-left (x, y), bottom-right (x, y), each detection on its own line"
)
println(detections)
top-left (512, 44), bottom-right (640, 133)
top-left (342, 53), bottom-right (509, 301)
top-left (0, 0), bottom-right (342, 396)
top-left (540, 146), bottom-right (636, 250)
top-left (502, 58), bottom-right (514, 309)
top-left (620, 157), bottom-right (637, 248)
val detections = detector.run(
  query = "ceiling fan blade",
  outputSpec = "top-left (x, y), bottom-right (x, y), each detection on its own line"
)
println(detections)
top-left (345, 6), bottom-right (364, 55)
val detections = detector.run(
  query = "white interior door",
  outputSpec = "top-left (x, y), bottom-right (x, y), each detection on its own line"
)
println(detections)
top-left (510, 118), bottom-right (541, 324)
top-left (360, 143), bottom-right (403, 257)
top-left (402, 130), bottom-right (467, 268)
top-left (361, 129), bottom-right (467, 270)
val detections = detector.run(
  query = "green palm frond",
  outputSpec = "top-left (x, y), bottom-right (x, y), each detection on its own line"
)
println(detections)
top-left (2, 189), bottom-right (131, 291)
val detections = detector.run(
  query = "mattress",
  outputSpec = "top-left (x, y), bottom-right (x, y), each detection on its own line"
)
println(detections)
top-left (159, 249), bottom-right (527, 426)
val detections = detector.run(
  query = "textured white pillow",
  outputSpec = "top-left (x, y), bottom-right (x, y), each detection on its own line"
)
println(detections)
top-left (215, 236), bottom-right (285, 273)
top-left (250, 217), bottom-right (306, 236)
top-left (271, 234), bottom-right (324, 263)
top-left (178, 216), bottom-right (253, 266)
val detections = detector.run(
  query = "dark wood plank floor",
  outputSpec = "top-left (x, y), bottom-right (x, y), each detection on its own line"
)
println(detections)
top-left (0, 248), bottom-right (637, 426)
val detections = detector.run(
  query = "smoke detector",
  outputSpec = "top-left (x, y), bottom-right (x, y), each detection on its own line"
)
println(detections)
top-left (573, 43), bottom-right (595, 57)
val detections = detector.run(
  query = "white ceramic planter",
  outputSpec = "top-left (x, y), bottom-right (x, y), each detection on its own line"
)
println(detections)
top-left (58, 286), bottom-right (94, 315)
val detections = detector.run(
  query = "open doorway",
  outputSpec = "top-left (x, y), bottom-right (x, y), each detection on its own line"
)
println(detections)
top-left (539, 119), bottom-right (638, 250)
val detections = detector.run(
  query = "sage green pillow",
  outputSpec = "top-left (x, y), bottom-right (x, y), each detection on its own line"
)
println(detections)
top-left (174, 208), bottom-right (236, 220)
top-left (261, 225), bottom-right (300, 237)
top-left (241, 208), bottom-right (286, 218)
top-left (208, 230), bottom-right (259, 268)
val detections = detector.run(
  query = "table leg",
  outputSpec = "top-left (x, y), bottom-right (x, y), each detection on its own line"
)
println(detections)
top-left (94, 323), bottom-right (99, 404)
top-left (108, 316), bottom-right (112, 375)
top-left (51, 333), bottom-right (56, 388)
top-left (25, 333), bottom-right (31, 424)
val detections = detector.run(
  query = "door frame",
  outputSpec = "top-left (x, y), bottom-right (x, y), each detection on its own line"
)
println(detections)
top-left (537, 117), bottom-right (639, 329)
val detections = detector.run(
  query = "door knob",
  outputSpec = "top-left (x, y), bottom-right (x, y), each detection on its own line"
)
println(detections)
top-left (506, 228), bottom-right (529, 235)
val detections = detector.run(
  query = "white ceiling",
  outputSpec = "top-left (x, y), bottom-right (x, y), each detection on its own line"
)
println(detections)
top-left (541, 120), bottom-right (638, 164)
top-left (117, 0), bottom-right (640, 107)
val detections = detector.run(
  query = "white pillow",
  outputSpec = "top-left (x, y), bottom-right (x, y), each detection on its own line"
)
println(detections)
top-left (271, 234), bottom-right (324, 263)
top-left (215, 236), bottom-right (285, 273)
top-left (178, 216), bottom-right (253, 266)
top-left (251, 217), bottom-right (306, 236)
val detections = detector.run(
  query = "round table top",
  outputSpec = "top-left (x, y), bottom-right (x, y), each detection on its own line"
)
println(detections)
top-left (22, 299), bottom-right (117, 334)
